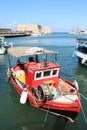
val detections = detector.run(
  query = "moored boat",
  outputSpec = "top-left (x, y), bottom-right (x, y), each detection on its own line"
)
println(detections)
top-left (7, 46), bottom-right (81, 122)
top-left (0, 37), bottom-right (12, 51)
top-left (74, 37), bottom-right (87, 66)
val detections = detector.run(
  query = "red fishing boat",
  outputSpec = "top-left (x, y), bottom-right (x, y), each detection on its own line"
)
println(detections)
top-left (7, 47), bottom-right (81, 122)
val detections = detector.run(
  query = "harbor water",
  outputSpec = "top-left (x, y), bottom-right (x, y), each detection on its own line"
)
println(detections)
top-left (0, 32), bottom-right (87, 130)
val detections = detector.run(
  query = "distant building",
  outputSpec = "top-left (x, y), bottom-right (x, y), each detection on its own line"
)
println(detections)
top-left (18, 24), bottom-right (41, 33)
top-left (0, 28), bottom-right (12, 34)
top-left (42, 26), bottom-right (52, 34)
top-left (18, 24), bottom-right (52, 34)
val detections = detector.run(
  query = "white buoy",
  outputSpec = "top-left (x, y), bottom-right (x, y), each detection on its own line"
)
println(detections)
top-left (20, 89), bottom-right (28, 104)
top-left (81, 58), bottom-right (86, 64)
top-left (74, 80), bottom-right (79, 90)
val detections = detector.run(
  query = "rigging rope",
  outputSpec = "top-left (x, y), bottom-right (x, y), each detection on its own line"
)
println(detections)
top-left (81, 102), bottom-right (87, 123)
top-left (80, 93), bottom-right (87, 101)
top-left (80, 93), bottom-right (87, 123)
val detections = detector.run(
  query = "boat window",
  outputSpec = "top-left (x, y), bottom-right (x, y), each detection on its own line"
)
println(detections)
top-left (35, 68), bottom-right (59, 80)
top-left (43, 70), bottom-right (51, 77)
top-left (52, 69), bottom-right (58, 75)
top-left (36, 71), bottom-right (42, 78)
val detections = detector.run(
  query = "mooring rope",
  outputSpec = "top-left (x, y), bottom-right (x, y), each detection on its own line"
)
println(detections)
top-left (42, 103), bottom-right (50, 128)
top-left (80, 93), bottom-right (87, 123)
top-left (81, 102), bottom-right (87, 123)
top-left (80, 93), bottom-right (87, 101)
top-left (44, 102), bottom-right (51, 124)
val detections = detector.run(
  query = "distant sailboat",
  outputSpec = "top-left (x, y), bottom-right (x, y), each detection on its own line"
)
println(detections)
top-left (69, 28), bottom-right (87, 35)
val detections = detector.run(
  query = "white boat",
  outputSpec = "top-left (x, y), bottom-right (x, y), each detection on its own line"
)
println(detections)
top-left (74, 37), bottom-right (87, 66)
top-left (0, 37), bottom-right (12, 51)
top-left (69, 28), bottom-right (87, 35)
top-left (31, 33), bottom-right (42, 37)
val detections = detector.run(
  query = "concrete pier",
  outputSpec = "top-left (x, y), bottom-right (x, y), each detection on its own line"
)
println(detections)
top-left (0, 32), bottom-right (31, 38)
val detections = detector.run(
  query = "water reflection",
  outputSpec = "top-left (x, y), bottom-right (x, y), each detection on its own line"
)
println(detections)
top-left (75, 64), bottom-right (87, 96)
top-left (0, 54), bottom-right (5, 65)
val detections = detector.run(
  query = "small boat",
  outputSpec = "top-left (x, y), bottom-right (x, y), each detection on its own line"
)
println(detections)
top-left (69, 28), bottom-right (87, 35)
top-left (31, 33), bottom-right (42, 37)
top-left (7, 47), bottom-right (81, 122)
top-left (0, 37), bottom-right (12, 51)
top-left (74, 37), bottom-right (87, 66)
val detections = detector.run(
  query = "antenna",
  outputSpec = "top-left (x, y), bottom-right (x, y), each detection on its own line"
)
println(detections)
top-left (44, 56), bottom-right (47, 67)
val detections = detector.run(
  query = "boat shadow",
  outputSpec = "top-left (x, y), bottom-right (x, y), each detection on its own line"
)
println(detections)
top-left (52, 117), bottom-right (68, 130)
top-left (41, 115), bottom-right (69, 130)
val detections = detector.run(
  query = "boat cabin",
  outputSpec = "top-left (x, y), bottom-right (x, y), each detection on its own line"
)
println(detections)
top-left (8, 47), bottom-right (60, 90)
top-left (24, 61), bottom-right (60, 89)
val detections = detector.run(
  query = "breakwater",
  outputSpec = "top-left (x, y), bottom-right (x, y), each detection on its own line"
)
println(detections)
top-left (0, 32), bottom-right (31, 38)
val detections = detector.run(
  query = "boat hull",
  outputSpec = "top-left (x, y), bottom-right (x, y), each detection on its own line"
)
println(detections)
top-left (75, 50), bottom-right (87, 66)
top-left (10, 75), bottom-right (80, 122)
